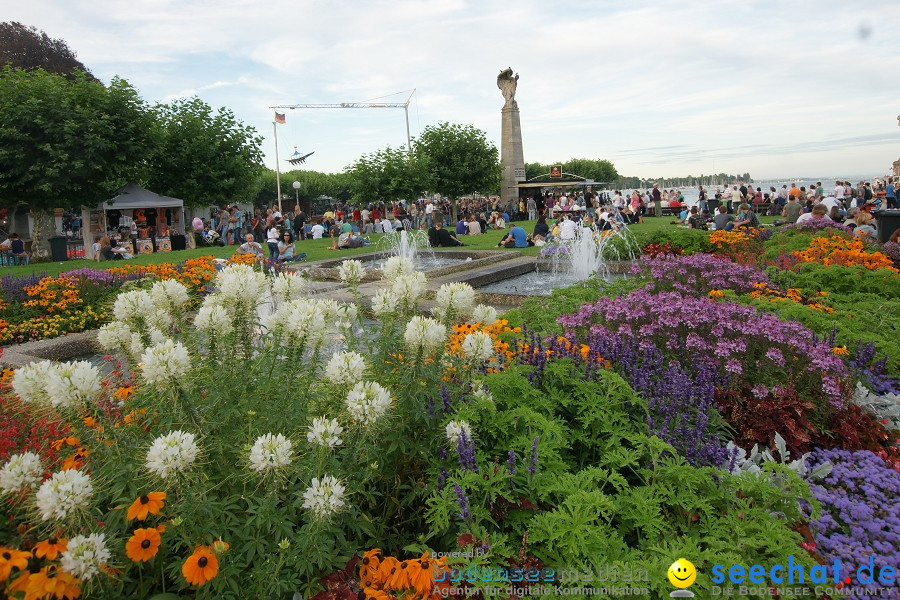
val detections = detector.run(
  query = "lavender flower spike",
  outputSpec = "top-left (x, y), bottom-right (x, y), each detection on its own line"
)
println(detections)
top-left (528, 437), bottom-right (540, 474)
top-left (507, 449), bottom-right (517, 475)
top-left (454, 483), bottom-right (470, 520)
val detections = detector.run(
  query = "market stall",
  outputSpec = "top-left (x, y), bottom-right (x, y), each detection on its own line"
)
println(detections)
top-left (82, 183), bottom-right (186, 259)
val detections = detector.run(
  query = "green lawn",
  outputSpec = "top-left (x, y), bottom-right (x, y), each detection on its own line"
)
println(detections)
top-left (1, 215), bottom-right (778, 279)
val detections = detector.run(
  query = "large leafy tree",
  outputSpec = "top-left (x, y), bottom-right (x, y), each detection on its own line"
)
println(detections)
top-left (0, 67), bottom-right (156, 258)
top-left (346, 145), bottom-right (429, 206)
top-left (414, 122), bottom-right (500, 222)
top-left (250, 168), bottom-right (351, 209)
top-left (146, 97), bottom-right (264, 208)
top-left (0, 22), bottom-right (95, 79)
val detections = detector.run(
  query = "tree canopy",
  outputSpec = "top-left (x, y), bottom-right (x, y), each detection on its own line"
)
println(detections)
top-left (0, 22), bottom-right (94, 79)
top-left (0, 66), bottom-right (156, 212)
top-left (525, 158), bottom-right (618, 182)
top-left (414, 122), bottom-right (500, 200)
top-left (346, 145), bottom-right (428, 205)
top-left (146, 97), bottom-right (264, 208)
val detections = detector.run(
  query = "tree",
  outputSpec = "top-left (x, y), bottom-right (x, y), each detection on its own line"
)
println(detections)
top-left (0, 67), bottom-right (156, 259)
top-left (0, 22), bottom-right (94, 79)
top-left (561, 158), bottom-right (618, 182)
top-left (414, 122), bottom-right (500, 222)
top-left (146, 97), bottom-right (264, 208)
top-left (346, 145), bottom-right (429, 205)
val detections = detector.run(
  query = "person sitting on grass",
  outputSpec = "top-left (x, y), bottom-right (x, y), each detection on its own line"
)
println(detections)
top-left (466, 214), bottom-right (482, 236)
top-left (497, 225), bottom-right (532, 248)
top-left (533, 215), bottom-right (550, 240)
top-left (688, 207), bottom-right (708, 230)
top-left (713, 204), bottom-right (733, 231)
top-left (795, 203), bottom-right (831, 225)
top-left (277, 231), bottom-right (307, 262)
top-left (854, 212), bottom-right (877, 238)
top-left (237, 233), bottom-right (265, 258)
top-left (428, 221), bottom-right (464, 247)
top-left (726, 203), bottom-right (760, 231)
top-left (336, 227), bottom-right (373, 249)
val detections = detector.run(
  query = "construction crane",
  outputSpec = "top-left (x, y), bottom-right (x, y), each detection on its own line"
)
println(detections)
top-left (271, 89), bottom-right (416, 151)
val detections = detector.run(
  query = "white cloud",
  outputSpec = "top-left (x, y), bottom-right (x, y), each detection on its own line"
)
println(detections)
top-left (5, 0), bottom-right (900, 179)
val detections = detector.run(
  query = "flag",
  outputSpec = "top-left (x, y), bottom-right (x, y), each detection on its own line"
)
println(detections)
top-left (274, 112), bottom-right (286, 124)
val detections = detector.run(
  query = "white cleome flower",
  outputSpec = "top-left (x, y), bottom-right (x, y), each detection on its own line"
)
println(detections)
top-left (271, 272), bottom-right (308, 304)
top-left (471, 381), bottom-right (494, 404)
top-left (281, 301), bottom-right (329, 348)
top-left (96, 321), bottom-right (134, 352)
top-left (461, 331), bottom-right (495, 364)
top-left (193, 303), bottom-right (233, 337)
top-left (444, 420), bottom-right (472, 446)
top-left (0, 452), bottom-right (43, 494)
top-left (44, 360), bottom-right (101, 411)
top-left (11, 360), bottom-right (55, 405)
top-left (112, 289), bottom-right (153, 325)
top-left (215, 263), bottom-right (268, 305)
top-left (338, 259), bottom-right (366, 286)
top-left (248, 433), bottom-right (294, 472)
top-left (345, 381), bottom-right (393, 426)
top-left (302, 475), bottom-right (346, 518)
top-left (470, 304), bottom-right (498, 325)
top-left (129, 332), bottom-right (146, 360)
top-left (60, 533), bottom-right (110, 581)
top-left (391, 272), bottom-right (426, 307)
top-left (148, 279), bottom-right (192, 312)
top-left (307, 417), bottom-right (344, 448)
top-left (371, 289), bottom-right (399, 315)
top-left (140, 339), bottom-right (191, 387)
top-left (433, 282), bottom-right (476, 323)
top-left (35, 469), bottom-right (93, 522)
top-left (145, 308), bottom-right (176, 334)
top-left (404, 316), bottom-right (447, 356)
top-left (382, 256), bottom-right (415, 282)
top-left (325, 351), bottom-right (366, 385)
top-left (145, 431), bottom-right (199, 479)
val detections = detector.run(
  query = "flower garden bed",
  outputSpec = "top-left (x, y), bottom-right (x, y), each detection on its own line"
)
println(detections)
top-left (0, 223), bottom-right (897, 599)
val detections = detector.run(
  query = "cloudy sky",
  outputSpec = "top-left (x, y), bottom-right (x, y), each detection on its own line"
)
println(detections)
top-left (8, 0), bottom-right (900, 180)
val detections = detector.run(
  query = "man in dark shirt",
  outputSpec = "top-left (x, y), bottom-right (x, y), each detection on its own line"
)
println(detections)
top-left (293, 210), bottom-right (306, 240)
top-left (428, 221), bottom-right (464, 247)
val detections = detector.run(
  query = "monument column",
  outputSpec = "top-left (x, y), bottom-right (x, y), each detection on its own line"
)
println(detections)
top-left (497, 68), bottom-right (525, 210)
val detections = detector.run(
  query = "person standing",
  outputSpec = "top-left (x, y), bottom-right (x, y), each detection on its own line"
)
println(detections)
top-left (527, 196), bottom-right (537, 221)
top-left (294, 209), bottom-right (306, 241)
top-left (730, 186), bottom-right (742, 214)
top-left (232, 205), bottom-right (244, 245)
top-left (266, 223), bottom-right (280, 259)
top-left (651, 183), bottom-right (662, 217)
top-left (425, 199), bottom-right (434, 228)
top-left (698, 185), bottom-right (708, 213)
top-left (886, 180), bottom-right (897, 209)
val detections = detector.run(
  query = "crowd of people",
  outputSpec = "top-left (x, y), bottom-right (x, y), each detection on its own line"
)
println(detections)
top-left (188, 177), bottom-right (896, 258)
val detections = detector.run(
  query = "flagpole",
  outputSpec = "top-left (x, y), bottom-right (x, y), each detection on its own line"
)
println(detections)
top-left (273, 121), bottom-right (282, 213)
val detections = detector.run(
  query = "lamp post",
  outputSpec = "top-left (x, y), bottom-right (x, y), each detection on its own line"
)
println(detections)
top-left (292, 181), bottom-right (301, 210)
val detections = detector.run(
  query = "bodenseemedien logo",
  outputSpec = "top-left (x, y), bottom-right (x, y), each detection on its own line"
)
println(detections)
top-left (667, 558), bottom-right (696, 597)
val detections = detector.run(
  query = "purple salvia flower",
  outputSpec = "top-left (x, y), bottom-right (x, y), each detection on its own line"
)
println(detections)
top-left (507, 449), bottom-right (516, 475)
top-left (437, 467), bottom-right (448, 492)
top-left (454, 483), bottom-right (470, 520)
top-left (528, 437), bottom-right (540, 474)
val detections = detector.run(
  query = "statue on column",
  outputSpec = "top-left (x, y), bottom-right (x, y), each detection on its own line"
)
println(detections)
top-left (497, 67), bottom-right (519, 109)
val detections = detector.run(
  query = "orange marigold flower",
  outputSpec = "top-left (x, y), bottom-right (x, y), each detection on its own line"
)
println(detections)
top-left (182, 546), bottom-right (219, 586)
top-left (33, 536), bottom-right (67, 560)
top-left (831, 346), bottom-right (850, 356)
top-left (127, 492), bottom-right (166, 521)
top-left (126, 528), bottom-right (161, 562)
top-left (708, 289), bottom-right (725, 298)
top-left (0, 547), bottom-right (31, 581)
top-left (26, 565), bottom-right (80, 599)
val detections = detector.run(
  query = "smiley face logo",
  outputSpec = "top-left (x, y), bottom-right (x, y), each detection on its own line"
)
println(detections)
top-left (667, 559), bottom-right (696, 588)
